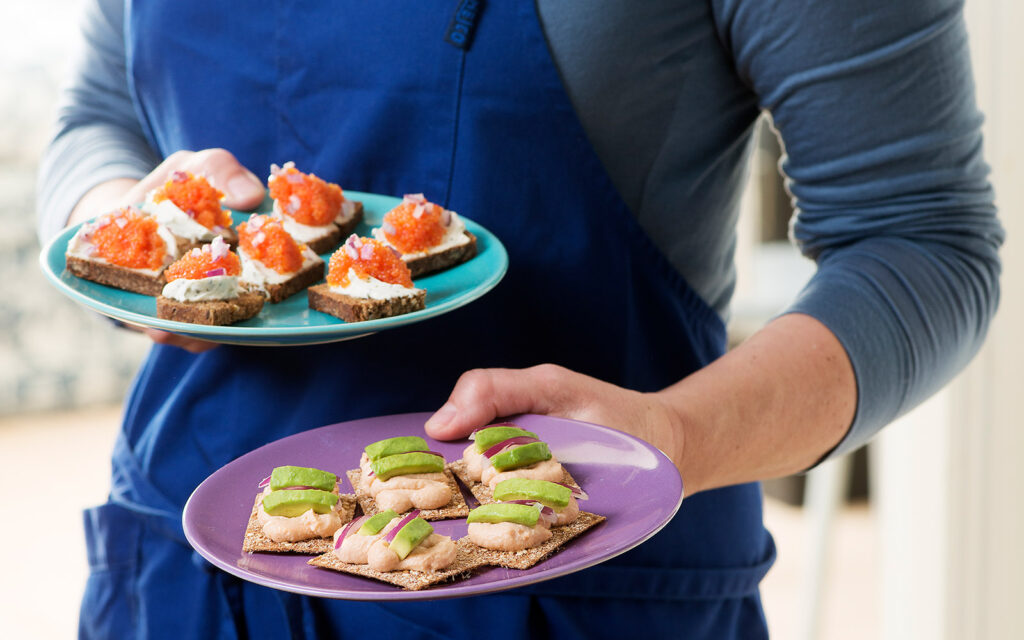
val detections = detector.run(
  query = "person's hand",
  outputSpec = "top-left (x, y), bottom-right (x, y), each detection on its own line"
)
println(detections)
top-left (69, 148), bottom-right (266, 353)
top-left (424, 363), bottom-right (683, 465)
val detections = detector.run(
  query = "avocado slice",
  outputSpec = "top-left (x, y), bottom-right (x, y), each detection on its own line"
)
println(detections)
top-left (358, 510), bottom-right (398, 535)
top-left (389, 517), bottom-right (434, 560)
top-left (473, 425), bottom-right (539, 453)
top-left (262, 489), bottom-right (339, 517)
top-left (365, 436), bottom-right (430, 461)
top-left (489, 442), bottom-right (552, 472)
top-left (370, 451), bottom-right (445, 480)
top-left (466, 503), bottom-right (540, 527)
top-left (492, 478), bottom-right (570, 509)
top-left (269, 465), bottom-right (337, 491)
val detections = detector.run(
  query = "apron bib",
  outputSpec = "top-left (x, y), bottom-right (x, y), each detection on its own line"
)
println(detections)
top-left (80, 2), bottom-right (773, 638)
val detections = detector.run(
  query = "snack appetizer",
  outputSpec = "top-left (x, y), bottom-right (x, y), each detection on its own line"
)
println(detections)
top-left (65, 206), bottom-right (179, 296)
top-left (268, 161), bottom-right (363, 254)
top-left (155, 236), bottom-right (265, 325)
top-left (372, 193), bottom-right (476, 277)
top-left (141, 170), bottom-right (237, 250)
top-left (237, 214), bottom-right (324, 302)
top-left (462, 501), bottom-right (605, 570)
top-left (346, 436), bottom-right (469, 520)
top-left (449, 424), bottom-right (583, 504)
top-left (242, 465), bottom-right (357, 554)
top-left (307, 235), bottom-right (426, 322)
top-left (309, 509), bottom-right (485, 590)
top-left (492, 478), bottom-right (581, 527)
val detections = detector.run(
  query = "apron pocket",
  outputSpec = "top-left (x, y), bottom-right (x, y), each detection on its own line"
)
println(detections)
top-left (79, 502), bottom-right (142, 639)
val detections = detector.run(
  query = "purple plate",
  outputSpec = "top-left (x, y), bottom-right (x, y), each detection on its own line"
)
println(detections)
top-left (183, 412), bottom-right (682, 600)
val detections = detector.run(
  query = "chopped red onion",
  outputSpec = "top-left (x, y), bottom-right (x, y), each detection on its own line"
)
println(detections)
top-left (382, 221), bottom-right (396, 236)
top-left (353, 237), bottom-right (363, 249)
top-left (412, 204), bottom-right (425, 219)
top-left (555, 482), bottom-right (589, 500)
top-left (210, 236), bottom-right (229, 260)
top-left (482, 436), bottom-right (540, 459)
top-left (114, 216), bottom-right (128, 229)
top-left (204, 267), bottom-right (227, 277)
top-left (185, 208), bottom-right (197, 219)
top-left (382, 510), bottom-right (421, 544)
top-left (258, 475), bottom-right (271, 488)
top-left (442, 209), bottom-right (452, 226)
top-left (287, 194), bottom-right (302, 213)
top-left (344, 244), bottom-right (358, 259)
top-left (249, 214), bottom-right (266, 229)
top-left (390, 247), bottom-right (402, 258)
top-left (403, 193), bottom-right (426, 204)
top-left (360, 244), bottom-right (374, 261)
top-left (253, 231), bottom-right (266, 246)
top-left (286, 172), bottom-right (304, 185)
top-left (270, 163), bottom-right (283, 177)
top-left (172, 170), bottom-right (189, 183)
top-left (335, 515), bottom-right (368, 549)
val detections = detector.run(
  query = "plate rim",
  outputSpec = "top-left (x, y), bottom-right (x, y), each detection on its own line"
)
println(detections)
top-left (38, 191), bottom-right (508, 344)
top-left (182, 412), bottom-right (684, 601)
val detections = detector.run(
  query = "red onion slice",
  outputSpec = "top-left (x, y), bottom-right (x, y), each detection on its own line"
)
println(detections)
top-left (335, 515), bottom-right (368, 549)
top-left (172, 170), bottom-right (189, 183)
top-left (204, 267), bottom-right (226, 277)
top-left (258, 475), bottom-right (271, 488)
top-left (501, 501), bottom-right (556, 526)
top-left (382, 510), bottom-right (421, 544)
top-left (555, 482), bottom-right (589, 500)
top-left (344, 244), bottom-right (358, 259)
top-left (482, 436), bottom-right (539, 459)
top-left (359, 244), bottom-right (374, 261)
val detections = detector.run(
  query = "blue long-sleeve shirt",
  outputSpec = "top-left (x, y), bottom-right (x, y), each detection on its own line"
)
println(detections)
top-left (38, 0), bottom-right (1003, 459)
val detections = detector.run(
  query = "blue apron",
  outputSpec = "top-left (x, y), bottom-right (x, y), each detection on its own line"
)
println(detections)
top-left (81, 2), bottom-right (775, 638)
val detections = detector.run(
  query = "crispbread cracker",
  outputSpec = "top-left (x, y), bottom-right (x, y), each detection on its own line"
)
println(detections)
top-left (307, 538), bottom-right (486, 590)
top-left (447, 459), bottom-right (583, 505)
top-left (462, 511), bottom-right (606, 570)
top-left (346, 468), bottom-right (469, 520)
top-left (242, 492), bottom-right (357, 554)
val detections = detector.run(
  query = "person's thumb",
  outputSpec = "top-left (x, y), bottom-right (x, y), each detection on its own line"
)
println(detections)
top-left (424, 366), bottom-right (567, 441)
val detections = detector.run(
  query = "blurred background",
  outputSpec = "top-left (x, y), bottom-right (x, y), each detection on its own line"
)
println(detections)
top-left (3, 2), bottom-right (1022, 638)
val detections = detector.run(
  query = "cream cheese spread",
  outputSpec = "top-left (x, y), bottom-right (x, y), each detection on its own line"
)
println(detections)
top-left (239, 245), bottom-right (321, 286)
top-left (143, 195), bottom-right (219, 242)
top-left (161, 274), bottom-right (240, 301)
top-left (330, 268), bottom-right (422, 301)
top-left (272, 200), bottom-right (338, 243)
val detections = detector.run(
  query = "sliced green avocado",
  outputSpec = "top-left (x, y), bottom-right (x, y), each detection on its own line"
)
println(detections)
top-left (358, 510), bottom-right (399, 535)
top-left (365, 436), bottom-right (429, 461)
top-left (269, 465), bottom-right (337, 492)
top-left (262, 489), bottom-right (339, 517)
top-left (389, 517), bottom-right (434, 560)
top-left (489, 442), bottom-right (552, 472)
top-left (370, 451), bottom-right (445, 480)
top-left (466, 503), bottom-right (540, 527)
top-left (473, 425), bottom-right (539, 453)
top-left (492, 478), bottom-right (570, 509)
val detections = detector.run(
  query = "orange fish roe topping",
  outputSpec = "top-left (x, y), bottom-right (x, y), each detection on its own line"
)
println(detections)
top-left (327, 236), bottom-right (414, 288)
top-left (380, 194), bottom-right (449, 253)
top-left (238, 214), bottom-right (304, 274)
top-left (89, 207), bottom-right (167, 270)
top-left (164, 237), bottom-right (241, 282)
top-left (152, 171), bottom-right (233, 230)
top-left (268, 162), bottom-right (344, 227)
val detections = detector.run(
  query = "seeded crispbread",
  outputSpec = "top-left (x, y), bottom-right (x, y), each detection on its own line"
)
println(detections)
top-left (307, 538), bottom-right (486, 590)
top-left (462, 511), bottom-right (606, 570)
top-left (447, 459), bottom-right (583, 505)
top-left (346, 468), bottom-right (469, 521)
top-left (242, 492), bottom-right (357, 554)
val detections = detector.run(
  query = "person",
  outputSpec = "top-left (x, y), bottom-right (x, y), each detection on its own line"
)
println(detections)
top-left (37, 1), bottom-right (1002, 638)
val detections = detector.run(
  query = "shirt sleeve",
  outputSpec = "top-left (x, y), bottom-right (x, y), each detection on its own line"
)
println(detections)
top-left (36, 0), bottom-right (160, 244)
top-left (714, 0), bottom-right (1004, 458)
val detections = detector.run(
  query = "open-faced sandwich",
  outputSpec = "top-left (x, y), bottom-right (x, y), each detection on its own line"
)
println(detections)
top-left (242, 465), bottom-right (356, 554)
top-left (268, 162), bottom-right (363, 254)
top-left (309, 509), bottom-right (485, 590)
top-left (307, 235), bottom-right (426, 322)
top-left (237, 214), bottom-right (324, 303)
top-left (449, 424), bottom-right (583, 504)
top-left (65, 206), bottom-right (179, 296)
top-left (141, 170), bottom-right (237, 250)
top-left (156, 236), bottom-right (265, 325)
top-left (372, 193), bottom-right (476, 277)
top-left (346, 436), bottom-right (468, 520)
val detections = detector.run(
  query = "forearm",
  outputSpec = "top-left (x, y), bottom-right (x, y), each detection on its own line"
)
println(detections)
top-left (653, 313), bottom-right (854, 494)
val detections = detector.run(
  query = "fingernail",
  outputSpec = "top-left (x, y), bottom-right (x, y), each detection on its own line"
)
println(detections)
top-left (428, 402), bottom-right (457, 429)
top-left (226, 172), bottom-right (264, 200)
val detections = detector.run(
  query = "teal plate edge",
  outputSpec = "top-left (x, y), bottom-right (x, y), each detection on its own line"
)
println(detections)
top-left (39, 191), bottom-right (508, 346)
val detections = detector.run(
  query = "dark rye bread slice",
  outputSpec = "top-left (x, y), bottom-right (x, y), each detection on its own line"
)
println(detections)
top-left (256, 259), bottom-right (325, 303)
top-left (156, 290), bottom-right (264, 325)
top-left (346, 468), bottom-right (469, 521)
top-left (335, 201), bottom-right (364, 239)
top-left (66, 254), bottom-right (166, 296)
top-left (463, 511), bottom-right (606, 570)
top-left (242, 492), bottom-right (357, 554)
top-left (406, 232), bottom-right (477, 278)
top-left (308, 538), bottom-right (487, 590)
top-left (447, 460), bottom-right (583, 506)
top-left (308, 284), bottom-right (425, 323)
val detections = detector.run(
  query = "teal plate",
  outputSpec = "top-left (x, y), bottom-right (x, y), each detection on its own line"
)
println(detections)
top-left (39, 191), bottom-right (508, 346)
